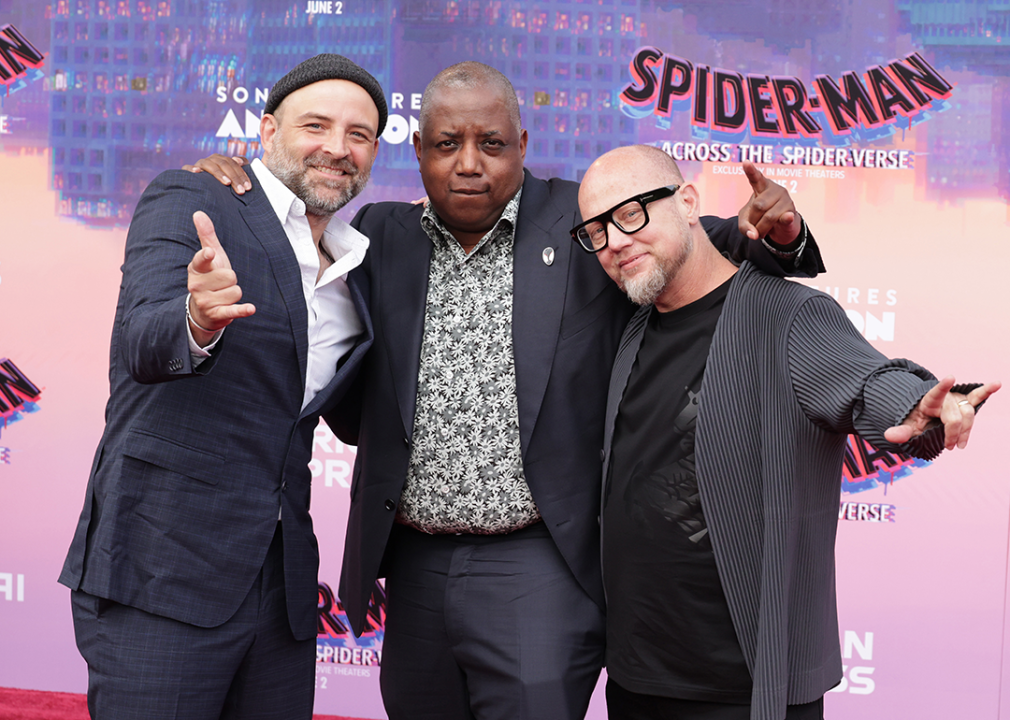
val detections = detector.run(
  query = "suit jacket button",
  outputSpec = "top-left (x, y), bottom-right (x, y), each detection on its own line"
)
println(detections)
top-left (403, 436), bottom-right (409, 447)
top-left (281, 481), bottom-right (287, 491)
top-left (384, 499), bottom-right (396, 511)
top-left (599, 449), bottom-right (605, 461)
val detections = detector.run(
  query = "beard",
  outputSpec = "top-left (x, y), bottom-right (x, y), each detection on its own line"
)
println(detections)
top-left (620, 212), bottom-right (693, 306)
top-left (265, 129), bottom-right (370, 217)
top-left (623, 261), bottom-right (674, 306)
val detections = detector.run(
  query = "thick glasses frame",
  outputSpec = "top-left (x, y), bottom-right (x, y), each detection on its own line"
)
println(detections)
top-left (570, 184), bottom-right (680, 253)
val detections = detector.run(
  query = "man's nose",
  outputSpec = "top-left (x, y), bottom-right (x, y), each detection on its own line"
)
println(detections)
top-left (454, 141), bottom-right (481, 175)
top-left (606, 223), bottom-right (635, 252)
top-left (321, 131), bottom-right (349, 159)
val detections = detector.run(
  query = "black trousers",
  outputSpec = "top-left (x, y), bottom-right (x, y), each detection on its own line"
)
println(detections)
top-left (606, 678), bottom-right (824, 720)
top-left (379, 522), bottom-right (607, 720)
top-left (71, 524), bottom-right (315, 720)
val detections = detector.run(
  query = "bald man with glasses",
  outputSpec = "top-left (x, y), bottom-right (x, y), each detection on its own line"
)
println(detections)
top-left (579, 144), bottom-right (998, 720)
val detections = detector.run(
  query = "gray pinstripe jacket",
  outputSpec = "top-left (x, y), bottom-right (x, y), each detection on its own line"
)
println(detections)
top-left (602, 260), bottom-right (939, 720)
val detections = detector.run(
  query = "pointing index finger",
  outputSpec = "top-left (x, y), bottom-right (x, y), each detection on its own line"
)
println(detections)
top-left (192, 211), bottom-right (232, 271)
top-left (923, 375), bottom-right (957, 415)
top-left (742, 160), bottom-right (768, 193)
top-left (193, 211), bottom-right (219, 248)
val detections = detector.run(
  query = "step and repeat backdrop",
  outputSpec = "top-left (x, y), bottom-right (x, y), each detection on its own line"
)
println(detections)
top-left (0, 1), bottom-right (1008, 718)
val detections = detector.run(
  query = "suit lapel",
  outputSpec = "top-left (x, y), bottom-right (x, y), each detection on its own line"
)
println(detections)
top-left (301, 267), bottom-right (373, 419)
top-left (381, 208), bottom-right (432, 439)
top-left (512, 172), bottom-right (571, 457)
top-left (380, 176), bottom-right (570, 450)
top-left (240, 167), bottom-right (309, 393)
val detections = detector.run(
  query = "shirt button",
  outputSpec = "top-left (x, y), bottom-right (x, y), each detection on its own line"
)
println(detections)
top-left (384, 499), bottom-right (396, 511)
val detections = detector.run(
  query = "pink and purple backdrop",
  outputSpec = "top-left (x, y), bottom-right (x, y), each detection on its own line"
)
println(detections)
top-left (1, 1), bottom-right (1008, 718)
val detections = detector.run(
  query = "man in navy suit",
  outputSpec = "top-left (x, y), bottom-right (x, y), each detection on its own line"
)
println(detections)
top-left (59, 54), bottom-right (385, 720)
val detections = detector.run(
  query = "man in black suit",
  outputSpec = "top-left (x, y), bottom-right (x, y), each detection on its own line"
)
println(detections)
top-left (581, 144), bottom-right (999, 720)
top-left (188, 61), bottom-right (822, 720)
top-left (59, 55), bottom-right (385, 720)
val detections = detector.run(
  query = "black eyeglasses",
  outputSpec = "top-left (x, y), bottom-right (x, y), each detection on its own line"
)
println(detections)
top-left (570, 184), bottom-right (680, 253)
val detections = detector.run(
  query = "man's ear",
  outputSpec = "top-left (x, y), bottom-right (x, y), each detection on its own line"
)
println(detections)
top-left (678, 183), bottom-right (701, 225)
top-left (413, 130), bottom-right (422, 163)
top-left (260, 114), bottom-right (279, 152)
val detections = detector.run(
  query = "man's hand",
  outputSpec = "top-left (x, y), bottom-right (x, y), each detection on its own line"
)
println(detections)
top-left (884, 376), bottom-right (1001, 451)
top-left (182, 155), bottom-right (252, 194)
top-left (737, 161), bottom-right (802, 246)
top-left (187, 211), bottom-right (256, 344)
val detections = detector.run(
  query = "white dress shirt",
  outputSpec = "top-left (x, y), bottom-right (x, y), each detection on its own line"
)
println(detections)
top-left (188, 157), bottom-right (368, 411)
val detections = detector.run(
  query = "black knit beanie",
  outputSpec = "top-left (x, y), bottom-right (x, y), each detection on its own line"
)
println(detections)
top-left (264, 54), bottom-right (388, 136)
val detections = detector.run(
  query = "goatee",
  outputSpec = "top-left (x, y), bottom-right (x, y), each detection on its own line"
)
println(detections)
top-left (621, 221), bottom-right (693, 307)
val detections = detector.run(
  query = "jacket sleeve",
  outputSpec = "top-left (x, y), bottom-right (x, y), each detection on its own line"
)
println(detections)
top-left (701, 214), bottom-right (825, 278)
top-left (117, 171), bottom-right (225, 384)
top-left (786, 294), bottom-right (943, 458)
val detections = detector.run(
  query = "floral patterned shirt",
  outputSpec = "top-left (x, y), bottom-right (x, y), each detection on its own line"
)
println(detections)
top-left (397, 188), bottom-right (541, 534)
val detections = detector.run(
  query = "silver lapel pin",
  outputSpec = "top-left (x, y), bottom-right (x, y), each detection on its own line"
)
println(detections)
top-left (542, 247), bottom-right (555, 266)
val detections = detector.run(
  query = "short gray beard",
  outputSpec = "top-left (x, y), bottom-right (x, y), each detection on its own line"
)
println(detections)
top-left (265, 128), bottom-right (370, 217)
top-left (621, 216), bottom-right (693, 306)
top-left (623, 262), bottom-right (673, 306)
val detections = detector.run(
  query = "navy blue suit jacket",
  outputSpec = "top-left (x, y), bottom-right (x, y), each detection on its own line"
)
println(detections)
top-left (335, 170), bottom-right (824, 635)
top-left (60, 168), bottom-right (373, 641)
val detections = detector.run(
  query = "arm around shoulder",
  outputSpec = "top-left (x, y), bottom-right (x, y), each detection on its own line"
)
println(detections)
top-left (701, 214), bottom-right (825, 278)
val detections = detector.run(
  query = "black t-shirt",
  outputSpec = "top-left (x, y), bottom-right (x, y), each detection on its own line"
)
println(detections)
top-left (603, 278), bottom-right (751, 703)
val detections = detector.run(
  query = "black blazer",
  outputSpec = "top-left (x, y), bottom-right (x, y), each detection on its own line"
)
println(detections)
top-left (60, 168), bottom-right (373, 641)
top-left (334, 169), bottom-right (823, 635)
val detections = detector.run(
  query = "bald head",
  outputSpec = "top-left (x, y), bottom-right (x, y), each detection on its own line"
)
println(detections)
top-left (579, 144), bottom-right (736, 312)
top-left (580, 145), bottom-right (684, 215)
top-left (419, 62), bottom-right (522, 134)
